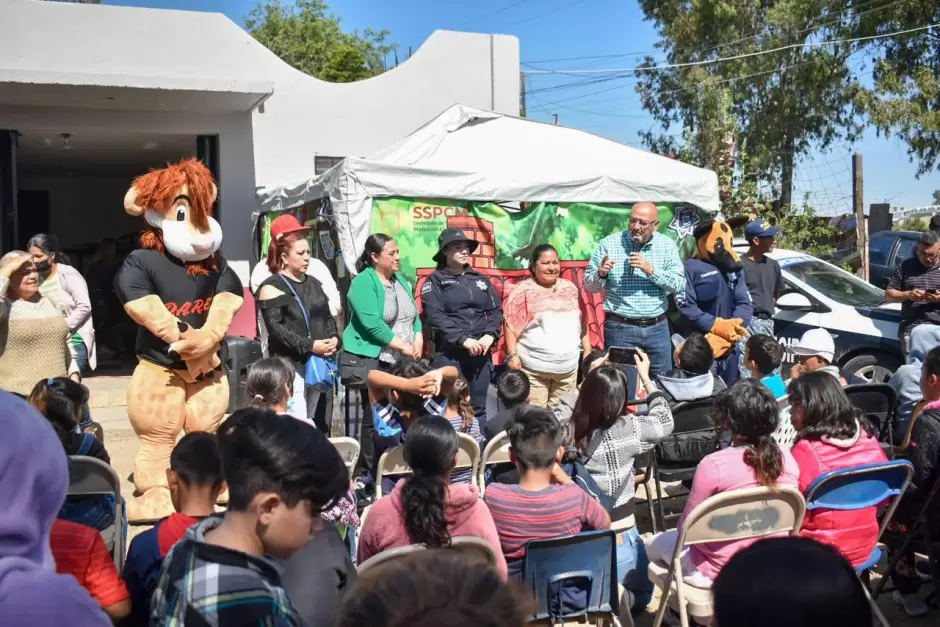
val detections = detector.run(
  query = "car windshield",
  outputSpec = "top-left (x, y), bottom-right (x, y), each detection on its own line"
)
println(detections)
top-left (782, 258), bottom-right (885, 307)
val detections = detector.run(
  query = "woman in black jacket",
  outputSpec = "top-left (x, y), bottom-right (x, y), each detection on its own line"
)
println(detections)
top-left (257, 215), bottom-right (339, 433)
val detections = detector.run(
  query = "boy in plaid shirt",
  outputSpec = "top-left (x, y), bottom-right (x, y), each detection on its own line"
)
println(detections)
top-left (150, 408), bottom-right (349, 627)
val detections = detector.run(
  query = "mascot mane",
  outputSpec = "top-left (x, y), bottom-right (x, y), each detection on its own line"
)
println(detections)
top-left (130, 159), bottom-right (218, 277)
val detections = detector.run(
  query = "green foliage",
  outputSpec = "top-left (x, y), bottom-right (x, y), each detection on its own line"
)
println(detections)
top-left (244, 0), bottom-right (395, 83)
top-left (635, 0), bottom-right (869, 209)
top-left (852, 2), bottom-right (940, 177)
top-left (755, 200), bottom-right (837, 257)
top-left (893, 216), bottom-right (928, 232)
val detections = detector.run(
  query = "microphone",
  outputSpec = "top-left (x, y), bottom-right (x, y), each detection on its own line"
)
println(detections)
top-left (628, 235), bottom-right (643, 277)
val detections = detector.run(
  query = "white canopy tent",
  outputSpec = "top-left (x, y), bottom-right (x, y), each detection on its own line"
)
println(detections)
top-left (256, 104), bottom-right (720, 273)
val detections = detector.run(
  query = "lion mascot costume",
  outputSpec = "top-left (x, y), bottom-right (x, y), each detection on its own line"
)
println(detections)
top-left (115, 158), bottom-right (243, 522)
top-left (676, 216), bottom-right (753, 384)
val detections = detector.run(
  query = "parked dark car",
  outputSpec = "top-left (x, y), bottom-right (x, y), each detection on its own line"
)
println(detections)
top-left (825, 231), bottom-right (921, 289)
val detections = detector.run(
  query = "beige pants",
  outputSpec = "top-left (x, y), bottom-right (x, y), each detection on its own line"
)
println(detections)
top-left (523, 365), bottom-right (578, 410)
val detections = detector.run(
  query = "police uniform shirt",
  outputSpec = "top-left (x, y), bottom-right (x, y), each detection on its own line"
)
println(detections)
top-left (420, 266), bottom-right (503, 348)
top-left (115, 249), bottom-right (244, 370)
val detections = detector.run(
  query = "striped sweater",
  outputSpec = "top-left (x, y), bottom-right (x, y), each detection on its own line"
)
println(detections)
top-left (0, 277), bottom-right (78, 396)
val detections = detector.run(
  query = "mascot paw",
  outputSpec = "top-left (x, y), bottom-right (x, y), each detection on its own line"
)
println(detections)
top-left (128, 487), bottom-right (175, 524)
top-left (705, 333), bottom-right (733, 358)
top-left (711, 318), bottom-right (747, 342)
top-left (168, 324), bottom-right (217, 361)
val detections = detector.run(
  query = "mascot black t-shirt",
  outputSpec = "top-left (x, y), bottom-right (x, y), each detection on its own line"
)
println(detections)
top-left (115, 249), bottom-right (243, 370)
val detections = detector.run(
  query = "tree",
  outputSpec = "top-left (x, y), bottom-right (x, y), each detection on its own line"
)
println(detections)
top-left (853, 2), bottom-right (939, 177)
top-left (635, 0), bottom-right (869, 213)
top-left (244, 0), bottom-right (395, 83)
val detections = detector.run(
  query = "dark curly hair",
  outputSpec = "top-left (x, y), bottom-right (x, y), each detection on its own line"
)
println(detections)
top-left (710, 379), bottom-right (783, 487)
top-left (401, 416), bottom-right (459, 548)
top-left (788, 371), bottom-right (862, 443)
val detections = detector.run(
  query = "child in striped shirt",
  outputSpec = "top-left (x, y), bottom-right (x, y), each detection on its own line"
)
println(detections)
top-left (443, 376), bottom-right (485, 484)
top-left (484, 405), bottom-right (610, 578)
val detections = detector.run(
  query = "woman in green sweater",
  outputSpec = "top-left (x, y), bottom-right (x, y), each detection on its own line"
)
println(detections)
top-left (342, 233), bottom-right (422, 480)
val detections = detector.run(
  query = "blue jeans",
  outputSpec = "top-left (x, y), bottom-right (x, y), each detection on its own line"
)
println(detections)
top-left (616, 526), bottom-right (653, 611)
top-left (73, 340), bottom-right (94, 429)
top-left (604, 317), bottom-right (673, 382)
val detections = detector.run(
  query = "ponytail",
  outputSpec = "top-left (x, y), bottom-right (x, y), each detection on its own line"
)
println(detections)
top-left (401, 473), bottom-right (452, 548)
top-left (742, 435), bottom-right (784, 487)
top-left (448, 376), bottom-right (474, 433)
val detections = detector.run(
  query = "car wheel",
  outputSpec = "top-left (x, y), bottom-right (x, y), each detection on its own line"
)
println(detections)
top-left (843, 353), bottom-right (900, 384)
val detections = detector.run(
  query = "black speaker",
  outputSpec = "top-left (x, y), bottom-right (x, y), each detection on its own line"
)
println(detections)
top-left (219, 336), bottom-right (263, 413)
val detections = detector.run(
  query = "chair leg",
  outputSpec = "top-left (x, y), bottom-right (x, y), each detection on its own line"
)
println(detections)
top-left (652, 567), bottom-right (676, 627)
top-left (860, 572), bottom-right (890, 627)
top-left (654, 464), bottom-right (666, 532)
top-left (646, 483), bottom-right (658, 535)
top-left (872, 532), bottom-right (918, 599)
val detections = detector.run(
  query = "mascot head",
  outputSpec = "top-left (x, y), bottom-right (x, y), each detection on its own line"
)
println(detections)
top-left (124, 158), bottom-right (222, 276)
top-left (692, 216), bottom-right (748, 274)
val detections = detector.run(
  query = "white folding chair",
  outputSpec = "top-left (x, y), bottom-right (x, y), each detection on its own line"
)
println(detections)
top-left (649, 485), bottom-right (806, 627)
top-left (67, 456), bottom-right (125, 574)
top-left (772, 395), bottom-right (798, 450)
top-left (357, 543), bottom-right (426, 573)
top-left (375, 432), bottom-right (480, 499)
top-left (476, 431), bottom-right (511, 495)
top-left (329, 436), bottom-right (361, 474)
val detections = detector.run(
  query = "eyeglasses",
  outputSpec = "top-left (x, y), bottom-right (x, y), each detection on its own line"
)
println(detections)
top-left (628, 218), bottom-right (656, 228)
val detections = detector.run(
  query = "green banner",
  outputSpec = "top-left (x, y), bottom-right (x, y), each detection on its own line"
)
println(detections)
top-left (371, 198), bottom-right (707, 286)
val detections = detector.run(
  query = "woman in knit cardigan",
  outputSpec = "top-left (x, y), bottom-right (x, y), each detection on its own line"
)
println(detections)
top-left (342, 234), bottom-right (422, 482)
top-left (0, 251), bottom-right (79, 398)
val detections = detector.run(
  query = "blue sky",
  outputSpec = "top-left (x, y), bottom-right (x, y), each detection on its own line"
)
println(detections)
top-left (106, 0), bottom-right (939, 214)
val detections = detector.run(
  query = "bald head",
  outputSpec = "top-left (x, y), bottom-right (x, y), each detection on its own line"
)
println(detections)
top-left (628, 202), bottom-right (660, 244)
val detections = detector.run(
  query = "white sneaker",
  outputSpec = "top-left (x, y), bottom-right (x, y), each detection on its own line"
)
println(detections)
top-left (893, 591), bottom-right (929, 617)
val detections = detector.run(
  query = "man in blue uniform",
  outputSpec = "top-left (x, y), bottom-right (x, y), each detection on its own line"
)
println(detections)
top-left (421, 228), bottom-right (504, 422)
top-left (678, 218), bottom-right (753, 384)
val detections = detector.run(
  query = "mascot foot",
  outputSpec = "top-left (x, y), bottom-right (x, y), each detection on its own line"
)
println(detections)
top-left (128, 487), bottom-right (174, 524)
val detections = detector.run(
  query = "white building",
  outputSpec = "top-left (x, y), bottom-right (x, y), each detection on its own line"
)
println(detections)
top-left (0, 0), bottom-right (520, 284)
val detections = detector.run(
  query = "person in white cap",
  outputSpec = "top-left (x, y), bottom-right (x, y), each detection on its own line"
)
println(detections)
top-left (788, 328), bottom-right (866, 386)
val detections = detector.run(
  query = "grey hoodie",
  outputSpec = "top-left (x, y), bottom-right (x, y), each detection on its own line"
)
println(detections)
top-left (655, 369), bottom-right (726, 405)
top-left (890, 325), bottom-right (940, 433)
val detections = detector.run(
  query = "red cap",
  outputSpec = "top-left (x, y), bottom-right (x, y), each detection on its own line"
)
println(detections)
top-left (270, 214), bottom-right (311, 241)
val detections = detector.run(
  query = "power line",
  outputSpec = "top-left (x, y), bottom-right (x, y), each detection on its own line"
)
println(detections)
top-left (523, 23), bottom-right (936, 75)
top-left (452, 0), bottom-right (539, 29)
top-left (500, 0), bottom-right (590, 29)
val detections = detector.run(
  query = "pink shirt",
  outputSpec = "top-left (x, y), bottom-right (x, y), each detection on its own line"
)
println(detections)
top-left (678, 445), bottom-right (800, 581)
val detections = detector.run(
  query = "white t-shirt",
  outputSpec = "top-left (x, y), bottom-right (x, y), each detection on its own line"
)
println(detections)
top-left (517, 308), bottom-right (582, 374)
top-left (250, 259), bottom-right (342, 356)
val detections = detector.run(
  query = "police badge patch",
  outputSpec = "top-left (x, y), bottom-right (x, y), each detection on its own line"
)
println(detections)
top-left (668, 204), bottom-right (702, 240)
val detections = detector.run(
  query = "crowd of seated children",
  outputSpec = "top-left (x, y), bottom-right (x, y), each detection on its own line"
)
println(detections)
top-left (484, 405), bottom-right (610, 578)
top-left (744, 334), bottom-right (787, 398)
top-left (567, 348), bottom-right (673, 611)
top-left (150, 408), bottom-right (349, 626)
top-left (28, 377), bottom-right (118, 532)
top-left (647, 379), bottom-right (799, 591)
top-left (484, 369), bottom-right (531, 441)
top-left (0, 391), bottom-right (112, 627)
top-left (656, 332), bottom-right (726, 406)
top-left (787, 371), bottom-right (887, 569)
top-left (123, 432), bottom-right (224, 626)
top-left (357, 415), bottom-right (506, 577)
top-left (337, 551), bottom-right (533, 627)
top-left (712, 537), bottom-right (872, 627)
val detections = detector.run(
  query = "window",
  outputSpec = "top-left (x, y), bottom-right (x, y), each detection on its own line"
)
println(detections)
top-left (784, 259), bottom-right (885, 308)
top-left (895, 237), bottom-right (916, 263)
top-left (314, 156), bottom-right (344, 175)
top-left (868, 234), bottom-right (894, 266)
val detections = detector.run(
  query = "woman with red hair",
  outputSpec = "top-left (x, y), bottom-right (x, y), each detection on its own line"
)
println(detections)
top-left (256, 215), bottom-right (340, 432)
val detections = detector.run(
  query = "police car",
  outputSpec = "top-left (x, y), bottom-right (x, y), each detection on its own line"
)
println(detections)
top-left (734, 246), bottom-right (903, 383)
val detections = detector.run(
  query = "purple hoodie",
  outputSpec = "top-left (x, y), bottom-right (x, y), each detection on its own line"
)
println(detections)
top-left (0, 392), bottom-right (111, 626)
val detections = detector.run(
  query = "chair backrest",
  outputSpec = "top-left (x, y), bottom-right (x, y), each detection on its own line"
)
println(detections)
top-left (656, 397), bottom-right (720, 466)
top-left (772, 396), bottom-right (798, 450)
top-left (451, 536), bottom-right (500, 569)
top-left (477, 430), bottom-right (511, 493)
top-left (376, 433), bottom-right (481, 498)
top-left (357, 543), bottom-right (426, 573)
top-left (522, 529), bottom-right (619, 624)
top-left (329, 437), bottom-right (361, 474)
top-left (679, 485), bottom-right (806, 546)
top-left (67, 456), bottom-right (124, 574)
top-left (844, 384), bottom-right (898, 442)
top-left (670, 398), bottom-right (718, 434)
top-left (803, 460), bottom-right (914, 538)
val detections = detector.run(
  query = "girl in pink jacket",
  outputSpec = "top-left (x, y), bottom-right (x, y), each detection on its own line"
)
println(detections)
top-left (788, 371), bottom-right (887, 568)
top-left (357, 415), bottom-right (507, 578)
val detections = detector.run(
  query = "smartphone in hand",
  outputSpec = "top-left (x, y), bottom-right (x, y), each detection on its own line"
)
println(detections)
top-left (608, 346), bottom-right (640, 364)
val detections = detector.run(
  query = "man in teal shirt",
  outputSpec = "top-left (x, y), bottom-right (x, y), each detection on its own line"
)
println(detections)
top-left (584, 202), bottom-right (685, 378)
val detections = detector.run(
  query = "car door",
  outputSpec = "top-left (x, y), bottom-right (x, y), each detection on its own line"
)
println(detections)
top-left (868, 233), bottom-right (897, 288)
top-left (773, 279), bottom-right (825, 364)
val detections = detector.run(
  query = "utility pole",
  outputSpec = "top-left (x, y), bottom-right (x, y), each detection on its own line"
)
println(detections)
top-left (520, 71), bottom-right (526, 118)
top-left (853, 153), bottom-right (868, 282)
